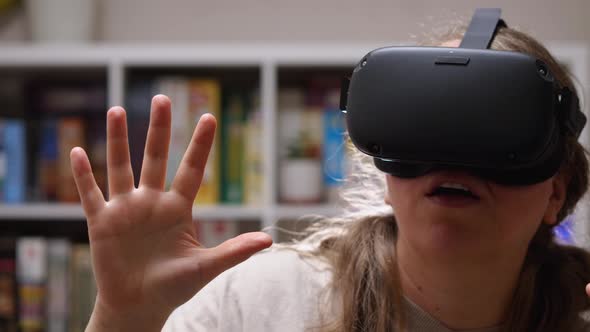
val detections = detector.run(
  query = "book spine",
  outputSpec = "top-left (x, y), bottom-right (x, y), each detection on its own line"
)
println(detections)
top-left (322, 105), bottom-right (346, 202)
top-left (69, 244), bottom-right (95, 332)
top-left (86, 118), bottom-right (108, 197)
top-left (243, 108), bottom-right (263, 206)
top-left (221, 90), bottom-right (246, 204)
top-left (0, 120), bottom-right (5, 202)
top-left (37, 119), bottom-right (59, 202)
top-left (188, 80), bottom-right (221, 205)
top-left (3, 119), bottom-right (27, 203)
top-left (16, 237), bottom-right (48, 332)
top-left (0, 237), bottom-right (17, 332)
top-left (57, 117), bottom-right (85, 202)
top-left (46, 239), bottom-right (70, 332)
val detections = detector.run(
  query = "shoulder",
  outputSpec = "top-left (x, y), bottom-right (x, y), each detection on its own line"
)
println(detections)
top-left (163, 248), bottom-right (333, 332)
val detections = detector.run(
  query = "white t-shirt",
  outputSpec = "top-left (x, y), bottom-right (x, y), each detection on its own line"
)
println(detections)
top-left (161, 249), bottom-right (589, 332)
top-left (162, 249), bottom-right (334, 332)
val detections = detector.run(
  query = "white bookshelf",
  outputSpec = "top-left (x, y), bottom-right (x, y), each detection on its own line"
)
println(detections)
top-left (0, 42), bottom-right (589, 244)
top-left (0, 42), bottom-right (385, 240)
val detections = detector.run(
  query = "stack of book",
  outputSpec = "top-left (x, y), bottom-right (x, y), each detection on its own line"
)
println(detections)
top-left (0, 237), bottom-right (95, 332)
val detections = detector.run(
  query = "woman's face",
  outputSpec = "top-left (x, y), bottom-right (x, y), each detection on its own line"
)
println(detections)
top-left (386, 38), bottom-right (568, 261)
top-left (385, 170), bottom-right (567, 260)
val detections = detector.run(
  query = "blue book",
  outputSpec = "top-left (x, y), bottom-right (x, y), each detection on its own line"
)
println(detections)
top-left (0, 120), bottom-right (5, 202)
top-left (3, 119), bottom-right (26, 203)
top-left (322, 106), bottom-right (347, 202)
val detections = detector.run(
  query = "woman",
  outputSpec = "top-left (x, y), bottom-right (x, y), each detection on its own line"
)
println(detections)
top-left (76, 23), bottom-right (590, 332)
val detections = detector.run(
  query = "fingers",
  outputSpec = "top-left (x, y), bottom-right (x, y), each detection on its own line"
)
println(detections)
top-left (70, 147), bottom-right (106, 218)
top-left (170, 113), bottom-right (216, 202)
top-left (139, 95), bottom-right (172, 190)
top-left (107, 107), bottom-right (135, 196)
top-left (198, 232), bottom-right (273, 282)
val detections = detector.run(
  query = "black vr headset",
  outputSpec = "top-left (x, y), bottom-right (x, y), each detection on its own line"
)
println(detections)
top-left (340, 8), bottom-right (587, 185)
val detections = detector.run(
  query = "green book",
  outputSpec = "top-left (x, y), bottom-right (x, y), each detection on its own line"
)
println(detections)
top-left (220, 90), bottom-right (248, 203)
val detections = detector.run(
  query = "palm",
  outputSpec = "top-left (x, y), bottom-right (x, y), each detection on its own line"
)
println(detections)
top-left (70, 95), bottom-right (272, 319)
top-left (89, 189), bottom-right (198, 311)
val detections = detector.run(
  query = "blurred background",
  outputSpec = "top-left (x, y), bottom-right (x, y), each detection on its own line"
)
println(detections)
top-left (1, 0), bottom-right (590, 42)
top-left (0, 1), bottom-right (588, 331)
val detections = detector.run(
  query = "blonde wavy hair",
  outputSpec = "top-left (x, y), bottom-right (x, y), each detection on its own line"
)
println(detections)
top-left (272, 23), bottom-right (590, 332)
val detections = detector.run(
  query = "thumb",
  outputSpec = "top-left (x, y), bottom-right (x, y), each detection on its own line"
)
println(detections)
top-left (197, 232), bottom-right (273, 282)
top-left (586, 283), bottom-right (590, 297)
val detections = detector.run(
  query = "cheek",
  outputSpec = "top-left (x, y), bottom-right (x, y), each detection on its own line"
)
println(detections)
top-left (385, 175), bottom-right (425, 222)
top-left (489, 182), bottom-right (553, 240)
top-left (385, 176), bottom-right (420, 207)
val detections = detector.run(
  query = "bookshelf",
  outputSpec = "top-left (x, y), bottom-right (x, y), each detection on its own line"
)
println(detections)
top-left (0, 42), bottom-right (588, 243)
top-left (0, 42), bottom-right (385, 243)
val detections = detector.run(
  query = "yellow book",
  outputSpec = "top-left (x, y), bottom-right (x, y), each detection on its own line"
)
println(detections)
top-left (188, 80), bottom-right (221, 205)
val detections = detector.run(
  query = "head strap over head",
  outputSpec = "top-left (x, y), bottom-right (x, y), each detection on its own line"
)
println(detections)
top-left (459, 8), bottom-right (506, 49)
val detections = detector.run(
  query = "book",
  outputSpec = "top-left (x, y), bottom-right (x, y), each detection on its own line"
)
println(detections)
top-left (46, 239), bottom-right (70, 332)
top-left (69, 244), bottom-right (95, 332)
top-left (2, 119), bottom-right (27, 203)
top-left (322, 89), bottom-right (347, 202)
top-left (188, 80), bottom-right (221, 205)
top-left (37, 119), bottom-right (59, 202)
top-left (86, 115), bottom-right (108, 196)
top-left (243, 108), bottom-right (263, 206)
top-left (0, 120), bottom-right (5, 202)
top-left (57, 117), bottom-right (85, 202)
top-left (16, 237), bottom-right (47, 332)
top-left (0, 237), bottom-right (17, 332)
top-left (221, 90), bottom-right (247, 204)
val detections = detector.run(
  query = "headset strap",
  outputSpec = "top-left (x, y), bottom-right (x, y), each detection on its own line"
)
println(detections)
top-left (561, 88), bottom-right (587, 138)
top-left (460, 8), bottom-right (506, 49)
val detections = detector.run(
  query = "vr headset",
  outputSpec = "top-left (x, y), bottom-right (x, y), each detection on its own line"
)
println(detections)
top-left (340, 8), bottom-right (587, 185)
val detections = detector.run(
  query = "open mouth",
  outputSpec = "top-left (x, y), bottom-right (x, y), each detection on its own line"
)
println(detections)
top-left (426, 183), bottom-right (480, 199)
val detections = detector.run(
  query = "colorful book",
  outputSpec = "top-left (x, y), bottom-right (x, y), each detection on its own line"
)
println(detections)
top-left (243, 108), bottom-right (263, 206)
top-left (38, 119), bottom-right (59, 202)
top-left (57, 117), bottom-right (85, 202)
top-left (188, 80), bottom-right (221, 205)
top-left (16, 237), bottom-right (47, 332)
top-left (0, 120), bottom-right (5, 202)
top-left (2, 119), bottom-right (26, 203)
top-left (69, 244), bottom-right (96, 332)
top-left (322, 89), bottom-right (347, 202)
top-left (221, 90), bottom-right (248, 203)
top-left (46, 239), bottom-right (70, 332)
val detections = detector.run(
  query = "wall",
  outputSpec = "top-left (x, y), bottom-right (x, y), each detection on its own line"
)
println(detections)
top-left (0, 0), bottom-right (589, 44)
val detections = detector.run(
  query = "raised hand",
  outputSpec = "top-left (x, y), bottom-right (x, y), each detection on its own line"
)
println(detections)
top-left (71, 95), bottom-right (272, 332)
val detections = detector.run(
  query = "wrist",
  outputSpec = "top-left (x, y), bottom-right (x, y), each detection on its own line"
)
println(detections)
top-left (86, 296), bottom-right (170, 332)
